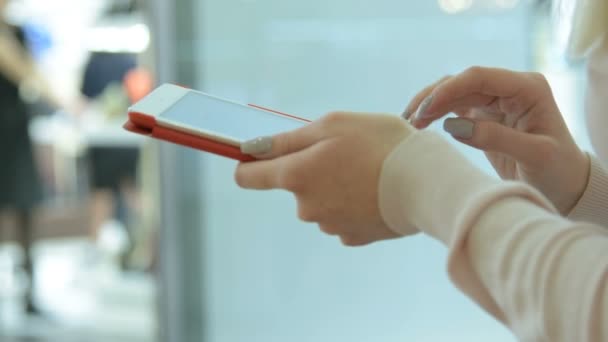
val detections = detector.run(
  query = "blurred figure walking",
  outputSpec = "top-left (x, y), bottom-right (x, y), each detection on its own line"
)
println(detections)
top-left (0, 0), bottom-right (59, 314)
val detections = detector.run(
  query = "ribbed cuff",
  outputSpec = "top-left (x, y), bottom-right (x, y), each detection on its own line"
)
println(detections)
top-left (379, 131), bottom-right (496, 241)
top-left (379, 130), bottom-right (557, 244)
top-left (568, 154), bottom-right (608, 227)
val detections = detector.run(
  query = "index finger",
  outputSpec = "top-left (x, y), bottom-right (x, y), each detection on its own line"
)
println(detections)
top-left (417, 67), bottom-right (531, 125)
top-left (403, 75), bottom-right (451, 120)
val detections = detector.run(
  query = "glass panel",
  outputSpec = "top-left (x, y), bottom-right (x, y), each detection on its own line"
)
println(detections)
top-left (191, 1), bottom-right (531, 341)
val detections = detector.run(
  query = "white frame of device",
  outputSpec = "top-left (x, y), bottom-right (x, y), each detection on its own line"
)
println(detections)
top-left (129, 83), bottom-right (305, 147)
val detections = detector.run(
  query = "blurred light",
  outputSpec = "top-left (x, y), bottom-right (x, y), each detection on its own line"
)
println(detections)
top-left (495, 0), bottom-right (519, 9)
top-left (124, 68), bottom-right (154, 103)
top-left (554, 0), bottom-right (576, 55)
top-left (86, 23), bottom-right (150, 53)
top-left (97, 220), bottom-right (130, 255)
top-left (438, 0), bottom-right (473, 14)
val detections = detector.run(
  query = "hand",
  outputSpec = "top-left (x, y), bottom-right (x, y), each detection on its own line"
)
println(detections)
top-left (404, 66), bottom-right (590, 215)
top-left (235, 112), bottom-right (417, 246)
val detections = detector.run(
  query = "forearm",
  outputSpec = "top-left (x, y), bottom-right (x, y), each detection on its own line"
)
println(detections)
top-left (380, 131), bottom-right (608, 340)
top-left (0, 30), bottom-right (60, 107)
top-left (468, 197), bottom-right (608, 341)
top-left (0, 30), bottom-right (36, 84)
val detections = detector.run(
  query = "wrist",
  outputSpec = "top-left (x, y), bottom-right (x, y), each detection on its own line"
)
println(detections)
top-left (558, 150), bottom-right (591, 215)
top-left (378, 130), bottom-right (496, 241)
top-left (567, 153), bottom-right (608, 224)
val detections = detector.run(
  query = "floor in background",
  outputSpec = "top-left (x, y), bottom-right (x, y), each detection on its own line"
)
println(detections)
top-left (0, 238), bottom-right (157, 342)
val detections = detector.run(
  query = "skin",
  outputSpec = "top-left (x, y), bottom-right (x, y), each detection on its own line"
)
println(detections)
top-left (406, 66), bottom-right (590, 215)
top-left (235, 112), bottom-right (415, 246)
top-left (235, 66), bottom-right (590, 245)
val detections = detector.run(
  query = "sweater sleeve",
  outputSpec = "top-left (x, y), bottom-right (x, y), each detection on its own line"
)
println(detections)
top-left (586, 34), bottom-right (608, 165)
top-left (379, 131), bottom-right (608, 341)
top-left (567, 154), bottom-right (608, 226)
top-left (565, 34), bottom-right (608, 227)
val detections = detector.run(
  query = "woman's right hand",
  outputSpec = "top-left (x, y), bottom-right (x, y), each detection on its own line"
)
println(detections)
top-left (404, 66), bottom-right (589, 215)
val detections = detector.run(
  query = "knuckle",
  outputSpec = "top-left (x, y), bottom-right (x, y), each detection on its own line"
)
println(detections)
top-left (527, 71), bottom-right (547, 83)
top-left (463, 66), bottom-right (488, 91)
top-left (318, 223), bottom-right (339, 235)
top-left (322, 111), bottom-right (348, 126)
top-left (527, 72), bottom-right (552, 92)
top-left (339, 235), bottom-right (367, 247)
top-left (464, 66), bottom-right (485, 77)
top-left (298, 205), bottom-right (319, 223)
top-left (439, 75), bottom-right (452, 83)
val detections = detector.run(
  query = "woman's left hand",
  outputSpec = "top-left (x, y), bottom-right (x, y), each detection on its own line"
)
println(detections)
top-left (235, 112), bottom-right (417, 246)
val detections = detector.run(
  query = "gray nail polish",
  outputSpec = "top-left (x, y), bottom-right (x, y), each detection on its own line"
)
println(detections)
top-left (241, 136), bottom-right (273, 154)
top-left (443, 118), bottom-right (474, 139)
top-left (414, 95), bottom-right (434, 121)
top-left (401, 108), bottom-right (414, 120)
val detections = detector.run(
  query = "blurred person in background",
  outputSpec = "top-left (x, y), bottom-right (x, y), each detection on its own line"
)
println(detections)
top-left (79, 0), bottom-right (152, 270)
top-left (234, 0), bottom-right (608, 340)
top-left (81, 51), bottom-right (140, 262)
top-left (0, 0), bottom-right (61, 315)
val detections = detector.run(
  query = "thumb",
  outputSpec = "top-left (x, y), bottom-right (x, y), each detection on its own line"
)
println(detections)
top-left (443, 117), bottom-right (553, 166)
top-left (240, 122), bottom-right (323, 159)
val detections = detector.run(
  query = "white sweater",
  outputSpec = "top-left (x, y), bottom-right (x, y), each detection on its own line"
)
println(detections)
top-left (378, 37), bottom-right (608, 341)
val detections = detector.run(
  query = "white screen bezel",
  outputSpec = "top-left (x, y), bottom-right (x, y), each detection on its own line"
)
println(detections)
top-left (128, 83), bottom-right (304, 147)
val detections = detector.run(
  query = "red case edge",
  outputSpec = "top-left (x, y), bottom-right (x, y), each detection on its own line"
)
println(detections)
top-left (125, 105), bottom-right (310, 162)
top-left (126, 111), bottom-right (255, 162)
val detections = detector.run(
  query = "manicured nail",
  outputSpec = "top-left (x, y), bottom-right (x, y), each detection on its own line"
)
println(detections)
top-left (443, 118), bottom-right (474, 139)
top-left (401, 107), bottom-right (414, 121)
top-left (241, 136), bottom-right (273, 154)
top-left (414, 95), bottom-right (434, 121)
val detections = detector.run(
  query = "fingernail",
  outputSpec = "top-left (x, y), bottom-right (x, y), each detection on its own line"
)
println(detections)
top-left (443, 118), bottom-right (474, 139)
top-left (414, 95), bottom-right (434, 121)
top-left (401, 108), bottom-right (414, 121)
top-left (241, 136), bottom-right (273, 154)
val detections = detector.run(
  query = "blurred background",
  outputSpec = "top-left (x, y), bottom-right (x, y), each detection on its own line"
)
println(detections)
top-left (0, 0), bottom-right (591, 341)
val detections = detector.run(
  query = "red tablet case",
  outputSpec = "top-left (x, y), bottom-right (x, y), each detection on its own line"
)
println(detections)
top-left (124, 105), bottom-right (310, 162)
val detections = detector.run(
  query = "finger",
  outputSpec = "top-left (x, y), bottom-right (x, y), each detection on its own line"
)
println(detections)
top-left (319, 224), bottom-right (340, 236)
top-left (234, 153), bottom-right (302, 190)
top-left (403, 76), bottom-right (451, 120)
top-left (412, 93), bottom-right (495, 129)
top-left (339, 231), bottom-right (400, 246)
top-left (241, 121), bottom-right (324, 159)
top-left (417, 67), bottom-right (532, 123)
top-left (339, 234), bottom-right (372, 247)
top-left (443, 117), bottom-right (554, 166)
top-left (466, 107), bottom-right (505, 122)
